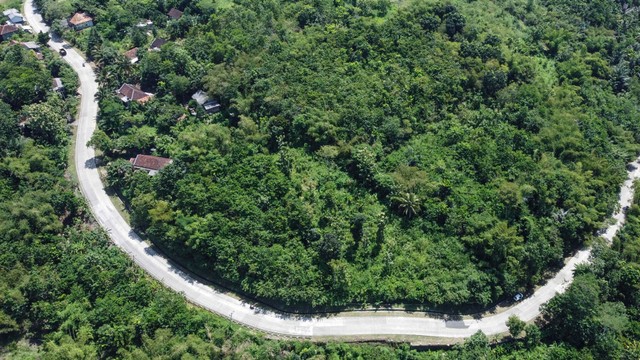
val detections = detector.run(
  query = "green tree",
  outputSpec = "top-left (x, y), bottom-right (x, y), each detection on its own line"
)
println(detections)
top-left (86, 27), bottom-right (102, 60)
top-left (523, 324), bottom-right (541, 348)
top-left (105, 159), bottom-right (133, 190)
top-left (23, 100), bottom-right (68, 147)
top-left (507, 315), bottom-right (526, 338)
top-left (37, 31), bottom-right (50, 45)
top-left (87, 129), bottom-right (113, 156)
top-left (455, 331), bottom-right (490, 360)
top-left (391, 192), bottom-right (421, 218)
top-left (0, 101), bottom-right (19, 155)
top-left (0, 61), bottom-right (51, 109)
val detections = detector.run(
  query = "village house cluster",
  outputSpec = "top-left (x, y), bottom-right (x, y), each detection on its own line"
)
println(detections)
top-left (1, 6), bottom-right (223, 176)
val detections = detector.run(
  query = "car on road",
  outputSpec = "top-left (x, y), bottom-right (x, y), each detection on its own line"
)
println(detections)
top-left (59, 48), bottom-right (66, 56)
top-left (513, 293), bottom-right (524, 302)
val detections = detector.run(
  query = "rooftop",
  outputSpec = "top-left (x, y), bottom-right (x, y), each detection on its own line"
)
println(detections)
top-left (2, 9), bottom-right (19, 16)
top-left (117, 83), bottom-right (153, 103)
top-left (136, 19), bottom-right (153, 27)
top-left (124, 47), bottom-right (138, 63)
top-left (21, 41), bottom-right (40, 50)
top-left (191, 90), bottom-right (221, 113)
top-left (168, 8), bottom-right (183, 20)
top-left (191, 90), bottom-right (211, 105)
top-left (149, 38), bottom-right (167, 50)
top-left (69, 12), bottom-right (93, 26)
top-left (52, 78), bottom-right (64, 91)
top-left (5, 13), bottom-right (23, 23)
top-left (130, 154), bottom-right (172, 172)
top-left (0, 24), bottom-right (18, 36)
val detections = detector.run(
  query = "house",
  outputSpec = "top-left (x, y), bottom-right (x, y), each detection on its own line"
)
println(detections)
top-left (124, 47), bottom-right (138, 63)
top-left (191, 90), bottom-right (221, 114)
top-left (68, 12), bottom-right (93, 30)
top-left (0, 24), bottom-right (18, 41)
top-left (3, 9), bottom-right (23, 24)
top-left (149, 38), bottom-right (167, 51)
top-left (116, 83), bottom-right (153, 104)
top-left (52, 78), bottom-right (64, 92)
top-left (21, 41), bottom-right (44, 60)
top-left (21, 41), bottom-right (40, 51)
top-left (136, 19), bottom-right (153, 28)
top-left (167, 8), bottom-right (183, 20)
top-left (130, 154), bottom-right (172, 175)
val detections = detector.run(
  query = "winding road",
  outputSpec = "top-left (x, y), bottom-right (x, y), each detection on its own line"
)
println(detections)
top-left (23, 0), bottom-right (640, 342)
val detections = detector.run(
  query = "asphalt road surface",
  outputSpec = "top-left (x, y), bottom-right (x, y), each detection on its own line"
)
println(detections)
top-left (22, 0), bottom-right (640, 340)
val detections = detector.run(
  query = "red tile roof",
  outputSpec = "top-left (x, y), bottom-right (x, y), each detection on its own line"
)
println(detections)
top-left (117, 84), bottom-right (153, 103)
top-left (0, 24), bottom-right (18, 36)
top-left (69, 12), bottom-right (93, 26)
top-left (131, 155), bottom-right (172, 171)
top-left (168, 8), bottom-right (183, 19)
top-left (124, 47), bottom-right (138, 59)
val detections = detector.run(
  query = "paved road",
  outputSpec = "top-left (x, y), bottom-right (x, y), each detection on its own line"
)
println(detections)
top-left (23, 0), bottom-right (640, 341)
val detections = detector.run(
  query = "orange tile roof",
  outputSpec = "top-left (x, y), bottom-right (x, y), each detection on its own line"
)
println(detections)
top-left (124, 47), bottom-right (138, 59)
top-left (69, 12), bottom-right (93, 25)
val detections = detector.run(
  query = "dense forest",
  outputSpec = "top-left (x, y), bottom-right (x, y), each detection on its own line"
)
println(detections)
top-left (50, 0), bottom-right (640, 308)
top-left (2, 0), bottom-right (640, 359)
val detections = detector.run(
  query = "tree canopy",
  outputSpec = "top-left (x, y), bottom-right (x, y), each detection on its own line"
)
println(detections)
top-left (4, 0), bottom-right (640, 358)
top-left (70, 0), bottom-right (640, 308)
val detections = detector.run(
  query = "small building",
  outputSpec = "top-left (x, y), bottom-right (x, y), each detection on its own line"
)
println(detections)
top-left (3, 9), bottom-right (23, 24)
top-left (117, 83), bottom-right (153, 104)
top-left (2, 9), bottom-right (18, 16)
top-left (21, 41), bottom-right (44, 60)
top-left (68, 12), bottom-right (94, 31)
top-left (167, 8), bottom-right (183, 20)
top-left (136, 19), bottom-right (153, 28)
top-left (0, 24), bottom-right (18, 41)
top-left (124, 47), bottom-right (138, 64)
top-left (191, 90), bottom-right (221, 114)
top-left (21, 41), bottom-right (40, 51)
top-left (130, 154), bottom-right (172, 175)
top-left (21, 25), bottom-right (33, 33)
top-left (149, 37), bottom-right (167, 51)
top-left (52, 78), bottom-right (64, 92)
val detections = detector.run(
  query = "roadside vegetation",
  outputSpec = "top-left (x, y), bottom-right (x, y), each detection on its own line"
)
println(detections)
top-left (57, 0), bottom-right (640, 309)
top-left (1, 5), bottom-right (640, 358)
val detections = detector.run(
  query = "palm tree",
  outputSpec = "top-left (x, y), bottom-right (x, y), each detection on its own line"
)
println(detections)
top-left (391, 192), bottom-right (420, 218)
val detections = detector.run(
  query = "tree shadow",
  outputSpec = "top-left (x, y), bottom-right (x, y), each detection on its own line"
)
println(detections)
top-left (84, 157), bottom-right (97, 169)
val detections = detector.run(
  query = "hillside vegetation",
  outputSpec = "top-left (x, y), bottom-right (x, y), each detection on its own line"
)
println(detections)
top-left (2, 0), bottom-right (640, 358)
top-left (42, 0), bottom-right (640, 308)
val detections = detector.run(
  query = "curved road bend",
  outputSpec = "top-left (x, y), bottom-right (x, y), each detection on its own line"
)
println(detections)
top-left (23, 0), bottom-right (640, 340)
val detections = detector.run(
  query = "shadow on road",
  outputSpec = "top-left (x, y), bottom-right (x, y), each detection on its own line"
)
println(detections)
top-left (445, 320), bottom-right (469, 329)
top-left (84, 157), bottom-right (97, 169)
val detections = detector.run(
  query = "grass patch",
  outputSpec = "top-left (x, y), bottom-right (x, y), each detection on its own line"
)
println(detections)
top-left (0, 0), bottom-right (21, 10)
